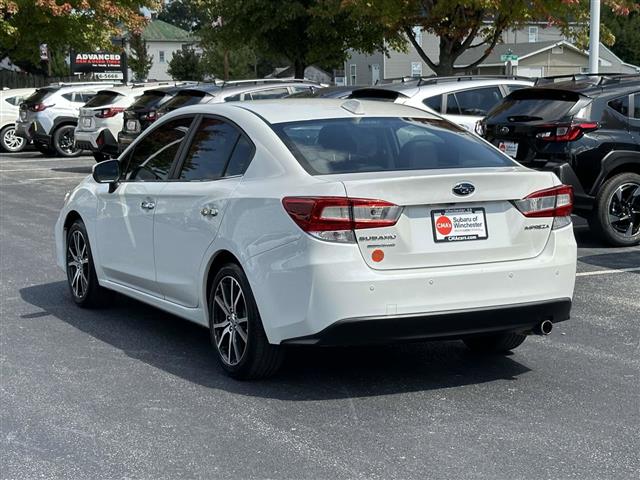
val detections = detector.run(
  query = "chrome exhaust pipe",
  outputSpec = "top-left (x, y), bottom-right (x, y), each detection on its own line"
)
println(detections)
top-left (533, 320), bottom-right (553, 336)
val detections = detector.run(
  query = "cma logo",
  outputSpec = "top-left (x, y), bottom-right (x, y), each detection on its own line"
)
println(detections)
top-left (359, 234), bottom-right (397, 241)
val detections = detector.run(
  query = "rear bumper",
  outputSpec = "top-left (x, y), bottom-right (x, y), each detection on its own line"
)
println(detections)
top-left (283, 298), bottom-right (572, 346)
top-left (75, 128), bottom-right (118, 154)
top-left (538, 161), bottom-right (594, 213)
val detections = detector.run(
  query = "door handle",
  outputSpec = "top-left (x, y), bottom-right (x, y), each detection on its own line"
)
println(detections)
top-left (201, 206), bottom-right (219, 217)
top-left (141, 200), bottom-right (155, 210)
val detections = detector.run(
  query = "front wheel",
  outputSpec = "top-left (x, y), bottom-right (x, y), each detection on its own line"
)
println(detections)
top-left (590, 172), bottom-right (640, 247)
top-left (463, 332), bottom-right (527, 353)
top-left (0, 125), bottom-right (26, 152)
top-left (53, 125), bottom-right (82, 157)
top-left (66, 220), bottom-right (110, 308)
top-left (209, 263), bottom-right (284, 379)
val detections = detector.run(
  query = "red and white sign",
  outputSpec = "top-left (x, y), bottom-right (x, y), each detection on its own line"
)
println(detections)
top-left (431, 208), bottom-right (488, 242)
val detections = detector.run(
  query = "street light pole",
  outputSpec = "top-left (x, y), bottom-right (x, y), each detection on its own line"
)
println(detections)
top-left (589, 0), bottom-right (601, 73)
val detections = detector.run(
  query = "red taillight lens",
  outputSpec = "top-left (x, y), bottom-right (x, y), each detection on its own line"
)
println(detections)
top-left (514, 185), bottom-right (573, 228)
top-left (142, 110), bottom-right (157, 121)
top-left (536, 122), bottom-right (598, 142)
top-left (282, 197), bottom-right (403, 242)
top-left (95, 107), bottom-right (125, 119)
top-left (30, 103), bottom-right (53, 112)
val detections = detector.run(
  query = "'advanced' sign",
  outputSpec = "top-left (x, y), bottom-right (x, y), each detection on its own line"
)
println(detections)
top-left (71, 52), bottom-right (123, 73)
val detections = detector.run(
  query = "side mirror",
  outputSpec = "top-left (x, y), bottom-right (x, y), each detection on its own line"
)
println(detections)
top-left (92, 159), bottom-right (120, 185)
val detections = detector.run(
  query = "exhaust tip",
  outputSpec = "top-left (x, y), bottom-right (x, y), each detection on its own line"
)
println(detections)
top-left (534, 319), bottom-right (553, 336)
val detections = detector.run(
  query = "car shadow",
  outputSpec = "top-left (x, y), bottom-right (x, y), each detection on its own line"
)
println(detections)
top-left (51, 166), bottom-right (93, 174)
top-left (19, 281), bottom-right (532, 400)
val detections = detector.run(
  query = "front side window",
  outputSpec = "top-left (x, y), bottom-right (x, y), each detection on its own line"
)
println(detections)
top-left (123, 117), bottom-right (193, 181)
top-left (179, 117), bottom-right (250, 181)
top-left (454, 87), bottom-right (503, 116)
top-left (272, 117), bottom-right (515, 175)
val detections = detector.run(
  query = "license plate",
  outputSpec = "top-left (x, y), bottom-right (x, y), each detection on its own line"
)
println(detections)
top-left (497, 141), bottom-right (518, 158)
top-left (82, 117), bottom-right (91, 127)
top-left (126, 120), bottom-right (138, 131)
top-left (431, 207), bottom-right (488, 243)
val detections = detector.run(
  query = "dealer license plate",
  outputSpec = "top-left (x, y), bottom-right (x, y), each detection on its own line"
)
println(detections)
top-left (82, 117), bottom-right (92, 128)
top-left (126, 120), bottom-right (138, 132)
top-left (497, 141), bottom-right (518, 158)
top-left (431, 207), bottom-right (488, 243)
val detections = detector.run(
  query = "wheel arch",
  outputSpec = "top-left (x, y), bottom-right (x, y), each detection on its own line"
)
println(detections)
top-left (590, 150), bottom-right (640, 196)
top-left (52, 116), bottom-right (78, 132)
top-left (203, 249), bottom-right (243, 316)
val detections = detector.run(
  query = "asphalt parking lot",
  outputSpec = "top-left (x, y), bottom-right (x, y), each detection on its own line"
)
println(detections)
top-left (1, 150), bottom-right (639, 480)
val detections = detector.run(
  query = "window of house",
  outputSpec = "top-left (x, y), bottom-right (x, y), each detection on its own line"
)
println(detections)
top-left (349, 64), bottom-right (357, 86)
top-left (412, 26), bottom-right (423, 45)
top-left (159, 51), bottom-right (165, 63)
top-left (528, 26), bottom-right (539, 43)
top-left (124, 117), bottom-right (193, 181)
top-left (411, 62), bottom-right (422, 78)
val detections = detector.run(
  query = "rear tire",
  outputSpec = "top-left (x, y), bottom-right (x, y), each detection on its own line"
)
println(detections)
top-left (53, 124), bottom-right (82, 157)
top-left (589, 172), bottom-right (640, 247)
top-left (66, 220), bottom-right (111, 308)
top-left (463, 332), bottom-right (527, 353)
top-left (0, 125), bottom-right (26, 152)
top-left (209, 263), bottom-right (284, 379)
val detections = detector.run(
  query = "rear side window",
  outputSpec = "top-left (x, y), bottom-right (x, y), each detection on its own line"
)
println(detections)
top-left (249, 88), bottom-right (290, 100)
top-left (130, 91), bottom-right (169, 110)
top-left (179, 118), bottom-right (243, 181)
top-left (272, 117), bottom-right (515, 175)
top-left (487, 89), bottom-right (580, 122)
top-left (451, 87), bottom-right (503, 116)
top-left (423, 95), bottom-right (442, 113)
top-left (84, 91), bottom-right (123, 108)
top-left (609, 96), bottom-right (630, 117)
top-left (4, 95), bottom-right (24, 106)
top-left (160, 90), bottom-right (207, 112)
top-left (124, 117), bottom-right (193, 181)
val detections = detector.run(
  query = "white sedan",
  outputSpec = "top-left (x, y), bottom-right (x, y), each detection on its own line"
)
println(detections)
top-left (55, 99), bottom-right (577, 379)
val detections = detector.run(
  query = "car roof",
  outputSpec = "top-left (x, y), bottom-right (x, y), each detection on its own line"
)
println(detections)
top-left (215, 81), bottom-right (319, 98)
top-left (529, 77), bottom-right (640, 99)
top-left (359, 77), bottom-right (533, 99)
top-left (229, 98), bottom-right (439, 123)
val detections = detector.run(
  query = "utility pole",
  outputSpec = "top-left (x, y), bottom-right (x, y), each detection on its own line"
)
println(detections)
top-left (589, 0), bottom-right (600, 73)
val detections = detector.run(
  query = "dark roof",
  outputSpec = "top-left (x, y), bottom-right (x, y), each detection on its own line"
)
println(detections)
top-left (455, 41), bottom-right (578, 67)
top-left (141, 19), bottom-right (197, 42)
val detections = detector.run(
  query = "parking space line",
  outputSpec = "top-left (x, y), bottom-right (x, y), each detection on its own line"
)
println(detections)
top-left (576, 267), bottom-right (640, 277)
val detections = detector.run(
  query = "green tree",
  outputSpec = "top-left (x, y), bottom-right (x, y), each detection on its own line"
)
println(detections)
top-left (604, 9), bottom-right (640, 66)
top-left (0, 0), bottom-right (161, 74)
top-left (347, 0), bottom-right (639, 76)
top-left (167, 46), bottom-right (204, 81)
top-left (128, 33), bottom-right (154, 81)
top-left (202, 0), bottom-right (387, 78)
top-left (157, 0), bottom-right (201, 32)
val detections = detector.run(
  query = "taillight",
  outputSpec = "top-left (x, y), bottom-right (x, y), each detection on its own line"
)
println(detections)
top-left (29, 103), bottom-right (53, 112)
top-left (282, 197), bottom-right (403, 243)
top-left (536, 122), bottom-right (598, 142)
top-left (95, 107), bottom-right (125, 119)
top-left (141, 111), bottom-right (157, 121)
top-left (514, 185), bottom-right (573, 229)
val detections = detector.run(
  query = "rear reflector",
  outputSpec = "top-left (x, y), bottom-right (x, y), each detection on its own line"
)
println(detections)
top-left (282, 197), bottom-right (402, 243)
top-left (514, 185), bottom-right (573, 229)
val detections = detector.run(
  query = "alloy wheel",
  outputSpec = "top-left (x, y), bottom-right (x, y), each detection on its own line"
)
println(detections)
top-left (67, 230), bottom-right (89, 298)
top-left (608, 182), bottom-right (640, 237)
top-left (212, 276), bottom-right (249, 366)
top-left (58, 126), bottom-right (78, 155)
top-left (2, 127), bottom-right (25, 151)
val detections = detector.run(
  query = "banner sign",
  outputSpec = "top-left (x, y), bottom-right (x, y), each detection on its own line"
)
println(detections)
top-left (71, 52), bottom-right (123, 74)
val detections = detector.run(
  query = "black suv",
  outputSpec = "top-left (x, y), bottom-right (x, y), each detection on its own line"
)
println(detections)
top-left (481, 74), bottom-right (640, 246)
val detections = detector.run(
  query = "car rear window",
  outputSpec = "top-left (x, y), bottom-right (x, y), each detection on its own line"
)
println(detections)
top-left (23, 88), bottom-right (54, 105)
top-left (159, 90), bottom-right (208, 112)
top-left (272, 117), bottom-right (515, 175)
top-left (487, 88), bottom-right (581, 122)
top-left (130, 90), bottom-right (170, 110)
top-left (83, 91), bottom-right (124, 107)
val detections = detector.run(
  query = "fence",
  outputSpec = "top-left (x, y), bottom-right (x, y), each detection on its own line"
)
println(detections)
top-left (0, 70), bottom-right (94, 89)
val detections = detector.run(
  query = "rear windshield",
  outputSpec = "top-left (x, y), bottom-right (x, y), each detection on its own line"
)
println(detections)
top-left (129, 90), bottom-right (170, 110)
top-left (272, 117), bottom-right (515, 175)
top-left (487, 88), bottom-right (581, 122)
top-left (23, 88), bottom-right (55, 105)
top-left (159, 90), bottom-right (208, 112)
top-left (83, 91), bottom-right (123, 108)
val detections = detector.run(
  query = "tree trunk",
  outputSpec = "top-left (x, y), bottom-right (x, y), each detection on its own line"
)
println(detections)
top-left (293, 59), bottom-right (306, 79)
top-left (223, 49), bottom-right (229, 81)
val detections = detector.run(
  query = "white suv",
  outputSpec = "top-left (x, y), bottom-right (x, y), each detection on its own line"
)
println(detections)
top-left (352, 76), bottom-right (534, 131)
top-left (15, 83), bottom-right (113, 157)
top-left (75, 85), bottom-right (164, 162)
top-left (0, 87), bottom-right (35, 152)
